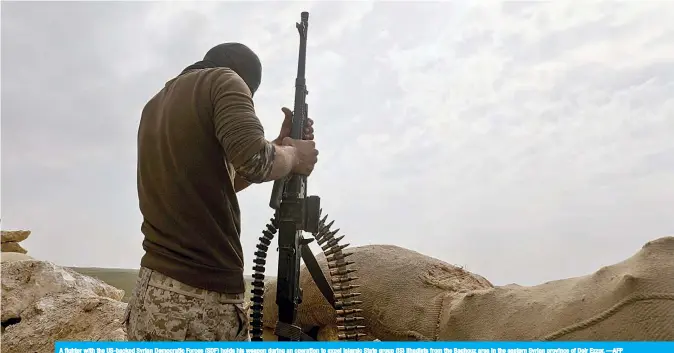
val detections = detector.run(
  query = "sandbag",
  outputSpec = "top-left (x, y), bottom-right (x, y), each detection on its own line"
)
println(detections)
top-left (1, 252), bottom-right (34, 263)
top-left (1, 242), bottom-right (27, 254)
top-left (263, 237), bottom-right (674, 341)
top-left (438, 236), bottom-right (674, 341)
top-left (1, 230), bottom-right (30, 243)
top-left (263, 244), bottom-right (494, 340)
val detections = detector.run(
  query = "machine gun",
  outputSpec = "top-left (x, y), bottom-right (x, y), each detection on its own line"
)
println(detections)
top-left (248, 11), bottom-right (366, 342)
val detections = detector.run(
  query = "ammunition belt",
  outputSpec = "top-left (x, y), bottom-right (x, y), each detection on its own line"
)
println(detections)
top-left (249, 209), bottom-right (366, 341)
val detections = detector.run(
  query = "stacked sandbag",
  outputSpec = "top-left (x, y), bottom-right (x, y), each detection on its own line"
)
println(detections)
top-left (1, 230), bottom-right (30, 254)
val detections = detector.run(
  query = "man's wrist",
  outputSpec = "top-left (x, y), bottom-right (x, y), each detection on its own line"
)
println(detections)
top-left (284, 144), bottom-right (300, 170)
top-left (281, 143), bottom-right (300, 172)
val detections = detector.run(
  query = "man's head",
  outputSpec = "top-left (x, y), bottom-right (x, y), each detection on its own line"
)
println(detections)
top-left (184, 42), bottom-right (262, 96)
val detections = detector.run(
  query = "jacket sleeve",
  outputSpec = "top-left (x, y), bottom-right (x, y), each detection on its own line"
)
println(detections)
top-left (210, 68), bottom-right (275, 183)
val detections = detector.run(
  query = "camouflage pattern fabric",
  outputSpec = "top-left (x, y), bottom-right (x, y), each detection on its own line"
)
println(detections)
top-left (124, 267), bottom-right (249, 341)
top-left (236, 141), bottom-right (275, 184)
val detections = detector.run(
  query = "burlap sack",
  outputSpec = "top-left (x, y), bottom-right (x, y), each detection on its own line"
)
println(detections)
top-left (1, 242), bottom-right (27, 254)
top-left (263, 237), bottom-right (674, 341)
top-left (263, 244), bottom-right (494, 340)
top-left (0, 252), bottom-right (34, 263)
top-left (438, 236), bottom-right (674, 341)
top-left (1, 230), bottom-right (30, 243)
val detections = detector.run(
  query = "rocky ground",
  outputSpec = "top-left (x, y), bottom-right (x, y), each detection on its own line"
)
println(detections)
top-left (0, 229), bottom-right (277, 350)
top-left (1, 230), bottom-right (127, 353)
top-left (2, 263), bottom-right (127, 352)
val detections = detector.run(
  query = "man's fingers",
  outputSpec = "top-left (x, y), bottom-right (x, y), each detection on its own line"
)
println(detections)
top-left (303, 119), bottom-right (314, 140)
top-left (281, 107), bottom-right (293, 119)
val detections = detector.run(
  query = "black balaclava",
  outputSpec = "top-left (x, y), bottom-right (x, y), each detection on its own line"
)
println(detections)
top-left (180, 42), bottom-right (262, 96)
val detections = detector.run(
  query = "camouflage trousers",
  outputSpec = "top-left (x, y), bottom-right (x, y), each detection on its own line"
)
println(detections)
top-left (123, 267), bottom-right (250, 341)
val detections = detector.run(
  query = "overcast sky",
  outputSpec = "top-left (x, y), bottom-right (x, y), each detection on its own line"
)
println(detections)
top-left (2, 1), bottom-right (673, 286)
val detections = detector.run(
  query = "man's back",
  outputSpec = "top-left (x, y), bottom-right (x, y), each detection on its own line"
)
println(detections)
top-left (137, 67), bottom-right (261, 294)
top-left (127, 42), bottom-right (318, 342)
